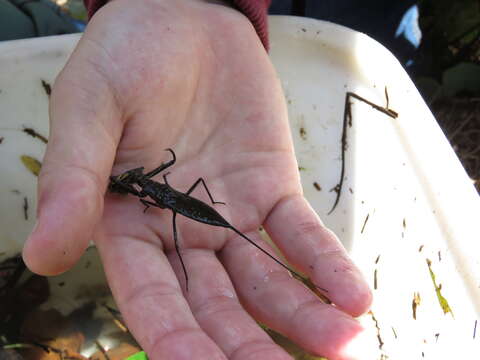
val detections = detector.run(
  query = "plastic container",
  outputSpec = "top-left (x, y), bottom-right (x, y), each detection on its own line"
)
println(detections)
top-left (1, 16), bottom-right (479, 359)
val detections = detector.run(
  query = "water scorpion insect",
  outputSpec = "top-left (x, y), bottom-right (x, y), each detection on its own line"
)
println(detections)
top-left (109, 149), bottom-right (327, 293)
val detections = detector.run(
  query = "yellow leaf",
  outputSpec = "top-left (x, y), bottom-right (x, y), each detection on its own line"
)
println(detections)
top-left (426, 259), bottom-right (453, 317)
top-left (21, 155), bottom-right (41, 176)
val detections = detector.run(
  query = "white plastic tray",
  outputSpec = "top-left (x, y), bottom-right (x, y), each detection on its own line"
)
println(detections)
top-left (1, 16), bottom-right (479, 359)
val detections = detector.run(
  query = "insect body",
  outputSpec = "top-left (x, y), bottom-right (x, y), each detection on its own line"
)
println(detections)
top-left (140, 179), bottom-right (229, 227)
top-left (109, 149), bottom-right (326, 293)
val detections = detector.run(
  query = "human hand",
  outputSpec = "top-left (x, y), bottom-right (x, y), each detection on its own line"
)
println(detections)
top-left (23, 0), bottom-right (372, 359)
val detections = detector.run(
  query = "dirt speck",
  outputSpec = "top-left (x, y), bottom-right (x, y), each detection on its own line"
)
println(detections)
top-left (41, 79), bottom-right (51, 96)
top-left (299, 127), bottom-right (307, 140)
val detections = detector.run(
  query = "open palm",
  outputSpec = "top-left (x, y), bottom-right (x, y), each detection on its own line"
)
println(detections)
top-left (23, 1), bottom-right (372, 359)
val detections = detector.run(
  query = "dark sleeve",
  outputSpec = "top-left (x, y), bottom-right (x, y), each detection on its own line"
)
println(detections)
top-left (83, 0), bottom-right (271, 49)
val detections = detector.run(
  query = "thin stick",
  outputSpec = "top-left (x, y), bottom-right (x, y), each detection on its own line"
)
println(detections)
top-left (328, 91), bottom-right (398, 214)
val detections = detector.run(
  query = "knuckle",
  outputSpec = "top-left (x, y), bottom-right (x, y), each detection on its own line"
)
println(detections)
top-left (193, 295), bottom-right (240, 320)
top-left (295, 220), bottom-right (323, 238)
top-left (121, 280), bottom-right (180, 310)
top-left (230, 339), bottom-right (289, 360)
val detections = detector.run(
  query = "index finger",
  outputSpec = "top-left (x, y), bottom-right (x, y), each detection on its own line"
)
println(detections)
top-left (22, 41), bottom-right (122, 275)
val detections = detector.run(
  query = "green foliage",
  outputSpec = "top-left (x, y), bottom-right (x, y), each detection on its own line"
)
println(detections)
top-left (65, 1), bottom-right (87, 22)
top-left (421, 0), bottom-right (479, 42)
top-left (442, 62), bottom-right (480, 95)
top-left (126, 351), bottom-right (148, 360)
top-left (415, 0), bottom-right (480, 99)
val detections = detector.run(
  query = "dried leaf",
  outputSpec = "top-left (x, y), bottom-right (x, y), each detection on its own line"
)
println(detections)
top-left (21, 155), bottom-right (41, 176)
top-left (412, 292), bottom-right (421, 319)
top-left (426, 259), bottom-right (453, 317)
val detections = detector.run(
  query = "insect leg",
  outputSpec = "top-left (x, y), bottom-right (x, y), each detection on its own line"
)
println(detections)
top-left (139, 199), bottom-right (162, 213)
top-left (186, 178), bottom-right (225, 205)
top-left (163, 172), bottom-right (171, 185)
top-left (144, 148), bottom-right (177, 178)
top-left (109, 177), bottom-right (144, 196)
top-left (172, 212), bottom-right (189, 292)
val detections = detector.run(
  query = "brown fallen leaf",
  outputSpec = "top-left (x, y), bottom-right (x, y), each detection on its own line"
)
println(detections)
top-left (18, 346), bottom-right (86, 360)
top-left (412, 292), bottom-right (421, 320)
top-left (21, 309), bottom-right (85, 355)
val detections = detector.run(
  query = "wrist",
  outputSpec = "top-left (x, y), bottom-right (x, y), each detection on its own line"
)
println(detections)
top-left (84, 0), bottom-right (269, 49)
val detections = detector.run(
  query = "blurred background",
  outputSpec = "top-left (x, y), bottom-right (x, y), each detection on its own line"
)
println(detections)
top-left (1, 0), bottom-right (478, 193)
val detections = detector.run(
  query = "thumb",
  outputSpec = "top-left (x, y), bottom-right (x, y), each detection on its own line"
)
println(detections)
top-left (23, 41), bottom-right (123, 275)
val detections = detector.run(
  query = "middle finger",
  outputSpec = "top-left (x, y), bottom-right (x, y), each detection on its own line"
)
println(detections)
top-left (169, 248), bottom-right (292, 360)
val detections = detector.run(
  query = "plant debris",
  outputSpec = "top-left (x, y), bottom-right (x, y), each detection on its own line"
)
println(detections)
top-left (93, 340), bottom-right (109, 360)
top-left (41, 80), bottom-right (51, 97)
top-left (299, 127), bottom-right (307, 140)
top-left (361, 213), bottom-right (370, 234)
top-left (329, 184), bottom-right (340, 194)
top-left (368, 310), bottom-right (384, 350)
top-left (412, 292), bottom-right (421, 319)
top-left (23, 197), bottom-right (28, 221)
top-left (102, 304), bottom-right (128, 333)
top-left (328, 91), bottom-right (398, 214)
top-left (293, 274), bottom-right (330, 299)
top-left (426, 258), bottom-right (453, 317)
top-left (20, 155), bottom-right (42, 176)
top-left (23, 127), bottom-right (48, 144)
top-left (0, 256), bottom-right (145, 360)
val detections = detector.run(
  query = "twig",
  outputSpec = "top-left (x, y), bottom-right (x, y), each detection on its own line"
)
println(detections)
top-left (328, 91), bottom-right (398, 214)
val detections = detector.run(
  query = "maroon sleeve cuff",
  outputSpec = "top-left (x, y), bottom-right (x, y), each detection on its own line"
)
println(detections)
top-left (232, 0), bottom-right (271, 49)
top-left (83, 0), bottom-right (271, 49)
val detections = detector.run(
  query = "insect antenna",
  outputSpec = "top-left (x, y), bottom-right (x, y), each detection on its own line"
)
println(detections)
top-left (229, 226), bottom-right (328, 294)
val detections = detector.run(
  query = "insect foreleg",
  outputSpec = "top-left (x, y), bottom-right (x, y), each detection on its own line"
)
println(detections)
top-left (144, 148), bottom-right (177, 178)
